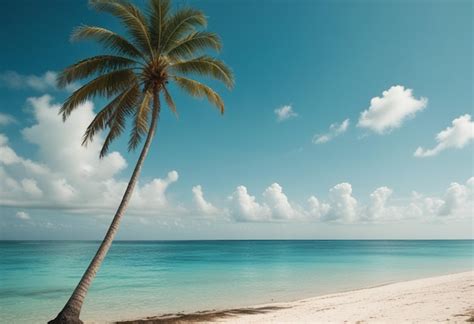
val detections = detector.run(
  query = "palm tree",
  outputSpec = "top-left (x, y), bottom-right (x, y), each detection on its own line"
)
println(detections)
top-left (49, 0), bottom-right (233, 323)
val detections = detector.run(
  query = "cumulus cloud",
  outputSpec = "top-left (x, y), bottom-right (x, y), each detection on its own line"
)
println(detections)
top-left (0, 95), bottom-right (179, 214)
top-left (358, 85), bottom-right (427, 133)
top-left (363, 187), bottom-right (398, 222)
top-left (16, 211), bottom-right (31, 221)
top-left (310, 185), bottom-right (413, 223)
top-left (274, 105), bottom-right (297, 122)
top-left (131, 171), bottom-right (179, 209)
top-left (228, 183), bottom-right (302, 222)
top-left (414, 114), bottom-right (474, 157)
top-left (229, 185), bottom-right (271, 222)
top-left (307, 196), bottom-right (330, 220)
top-left (0, 113), bottom-right (16, 126)
top-left (323, 183), bottom-right (358, 223)
top-left (192, 185), bottom-right (219, 215)
top-left (438, 178), bottom-right (474, 216)
top-left (313, 119), bottom-right (350, 144)
top-left (405, 192), bottom-right (444, 220)
top-left (224, 178), bottom-right (473, 223)
top-left (263, 183), bottom-right (300, 220)
top-left (0, 70), bottom-right (79, 92)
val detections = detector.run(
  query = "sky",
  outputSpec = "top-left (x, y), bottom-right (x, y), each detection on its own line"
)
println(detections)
top-left (0, 0), bottom-right (472, 240)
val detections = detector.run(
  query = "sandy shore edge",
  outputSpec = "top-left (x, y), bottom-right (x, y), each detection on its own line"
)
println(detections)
top-left (116, 271), bottom-right (474, 323)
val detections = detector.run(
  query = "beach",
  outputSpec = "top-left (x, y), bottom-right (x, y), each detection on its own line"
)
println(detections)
top-left (119, 271), bottom-right (474, 323)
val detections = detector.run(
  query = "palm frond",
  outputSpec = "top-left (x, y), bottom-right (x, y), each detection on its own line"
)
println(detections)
top-left (166, 32), bottom-right (221, 61)
top-left (161, 7), bottom-right (207, 53)
top-left (99, 86), bottom-right (141, 158)
top-left (57, 55), bottom-right (138, 88)
top-left (128, 91), bottom-right (152, 151)
top-left (172, 76), bottom-right (225, 113)
top-left (100, 111), bottom-right (126, 158)
top-left (148, 0), bottom-right (171, 50)
top-left (163, 86), bottom-right (177, 117)
top-left (60, 69), bottom-right (136, 121)
top-left (90, 0), bottom-right (154, 58)
top-left (72, 25), bottom-right (144, 59)
top-left (82, 85), bottom-right (140, 145)
top-left (171, 56), bottom-right (234, 89)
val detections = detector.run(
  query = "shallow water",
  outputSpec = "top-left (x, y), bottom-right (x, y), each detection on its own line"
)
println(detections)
top-left (1, 240), bottom-right (472, 323)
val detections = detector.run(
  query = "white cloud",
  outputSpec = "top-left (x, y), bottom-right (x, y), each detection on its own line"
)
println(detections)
top-left (229, 183), bottom-right (302, 222)
top-left (0, 113), bottom-right (16, 126)
top-left (307, 196), bottom-right (330, 220)
top-left (20, 179), bottom-right (43, 198)
top-left (131, 171), bottom-right (179, 209)
top-left (0, 134), bottom-right (7, 146)
top-left (323, 183), bottom-right (358, 223)
top-left (229, 186), bottom-right (271, 222)
top-left (0, 95), bottom-right (179, 214)
top-left (358, 85), bottom-right (427, 133)
top-left (22, 95), bottom-right (127, 183)
top-left (313, 119), bottom-right (350, 144)
top-left (0, 70), bottom-right (79, 92)
top-left (274, 105), bottom-right (297, 122)
top-left (225, 177), bottom-right (473, 223)
top-left (363, 186), bottom-right (398, 222)
top-left (263, 183), bottom-right (299, 220)
top-left (16, 211), bottom-right (31, 221)
top-left (414, 114), bottom-right (474, 157)
top-left (438, 178), bottom-right (474, 216)
top-left (192, 185), bottom-right (219, 215)
top-left (405, 192), bottom-right (444, 220)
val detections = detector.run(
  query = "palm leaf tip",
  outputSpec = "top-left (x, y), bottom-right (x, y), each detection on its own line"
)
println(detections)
top-left (148, 0), bottom-right (171, 49)
top-left (166, 32), bottom-right (222, 60)
top-left (57, 55), bottom-right (137, 90)
top-left (172, 56), bottom-right (234, 89)
top-left (173, 76), bottom-right (225, 114)
top-left (161, 7), bottom-right (208, 52)
top-left (163, 86), bottom-right (178, 117)
top-left (89, 0), bottom-right (154, 58)
top-left (56, 72), bottom-right (68, 90)
top-left (72, 25), bottom-right (144, 59)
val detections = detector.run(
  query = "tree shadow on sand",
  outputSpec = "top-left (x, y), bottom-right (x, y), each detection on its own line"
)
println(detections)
top-left (116, 305), bottom-right (287, 323)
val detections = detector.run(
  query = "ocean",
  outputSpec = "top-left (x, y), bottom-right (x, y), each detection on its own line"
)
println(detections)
top-left (1, 240), bottom-right (472, 323)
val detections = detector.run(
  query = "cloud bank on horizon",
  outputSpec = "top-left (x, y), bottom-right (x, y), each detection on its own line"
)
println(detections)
top-left (224, 178), bottom-right (473, 223)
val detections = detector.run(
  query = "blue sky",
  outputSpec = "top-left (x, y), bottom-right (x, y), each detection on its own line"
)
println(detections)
top-left (0, 0), bottom-right (472, 240)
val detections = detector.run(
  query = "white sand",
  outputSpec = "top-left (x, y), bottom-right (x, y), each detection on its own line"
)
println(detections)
top-left (217, 272), bottom-right (474, 323)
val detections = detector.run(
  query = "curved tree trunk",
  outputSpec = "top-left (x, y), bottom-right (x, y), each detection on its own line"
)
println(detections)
top-left (49, 94), bottom-right (161, 324)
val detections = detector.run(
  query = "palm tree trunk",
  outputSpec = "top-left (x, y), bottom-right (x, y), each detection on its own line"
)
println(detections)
top-left (49, 94), bottom-right (161, 324)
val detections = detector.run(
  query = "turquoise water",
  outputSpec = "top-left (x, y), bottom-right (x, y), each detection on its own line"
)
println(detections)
top-left (1, 240), bottom-right (473, 323)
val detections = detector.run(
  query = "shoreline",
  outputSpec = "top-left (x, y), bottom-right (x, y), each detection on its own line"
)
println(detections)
top-left (116, 271), bottom-right (474, 323)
